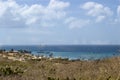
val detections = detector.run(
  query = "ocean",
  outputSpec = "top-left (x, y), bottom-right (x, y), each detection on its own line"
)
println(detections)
top-left (0, 45), bottom-right (120, 60)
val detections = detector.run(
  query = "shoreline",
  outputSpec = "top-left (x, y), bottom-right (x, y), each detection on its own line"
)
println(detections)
top-left (0, 49), bottom-right (120, 61)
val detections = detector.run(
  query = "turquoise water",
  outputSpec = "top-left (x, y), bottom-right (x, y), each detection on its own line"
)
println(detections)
top-left (33, 51), bottom-right (120, 60)
top-left (44, 52), bottom-right (119, 60)
top-left (1, 45), bottom-right (120, 60)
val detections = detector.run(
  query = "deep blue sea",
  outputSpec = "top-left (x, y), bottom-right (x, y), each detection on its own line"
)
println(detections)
top-left (0, 45), bottom-right (120, 60)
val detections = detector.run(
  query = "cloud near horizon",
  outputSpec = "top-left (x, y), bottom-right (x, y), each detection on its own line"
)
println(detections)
top-left (0, 0), bottom-right (120, 45)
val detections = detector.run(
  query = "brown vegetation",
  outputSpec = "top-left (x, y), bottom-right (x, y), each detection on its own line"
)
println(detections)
top-left (0, 56), bottom-right (120, 80)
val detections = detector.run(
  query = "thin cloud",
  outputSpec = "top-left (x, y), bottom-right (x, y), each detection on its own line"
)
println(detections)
top-left (65, 17), bottom-right (90, 29)
top-left (81, 1), bottom-right (113, 22)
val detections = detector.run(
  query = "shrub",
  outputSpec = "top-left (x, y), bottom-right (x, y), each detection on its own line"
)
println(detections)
top-left (0, 65), bottom-right (24, 76)
top-left (48, 77), bottom-right (55, 80)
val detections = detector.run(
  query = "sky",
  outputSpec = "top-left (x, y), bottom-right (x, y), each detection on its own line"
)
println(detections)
top-left (0, 0), bottom-right (120, 45)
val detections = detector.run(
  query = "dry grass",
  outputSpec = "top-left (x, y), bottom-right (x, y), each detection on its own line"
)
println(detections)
top-left (0, 57), bottom-right (120, 80)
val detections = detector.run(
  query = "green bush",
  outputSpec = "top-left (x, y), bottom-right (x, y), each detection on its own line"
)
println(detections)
top-left (48, 77), bottom-right (56, 80)
top-left (0, 65), bottom-right (24, 76)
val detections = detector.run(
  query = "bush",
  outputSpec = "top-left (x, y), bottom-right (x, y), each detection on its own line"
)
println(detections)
top-left (48, 77), bottom-right (56, 80)
top-left (0, 65), bottom-right (24, 76)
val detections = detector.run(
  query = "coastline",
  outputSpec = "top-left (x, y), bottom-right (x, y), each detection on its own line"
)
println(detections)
top-left (0, 49), bottom-right (120, 80)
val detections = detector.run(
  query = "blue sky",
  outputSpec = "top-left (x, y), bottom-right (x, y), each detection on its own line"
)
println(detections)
top-left (0, 0), bottom-right (120, 45)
